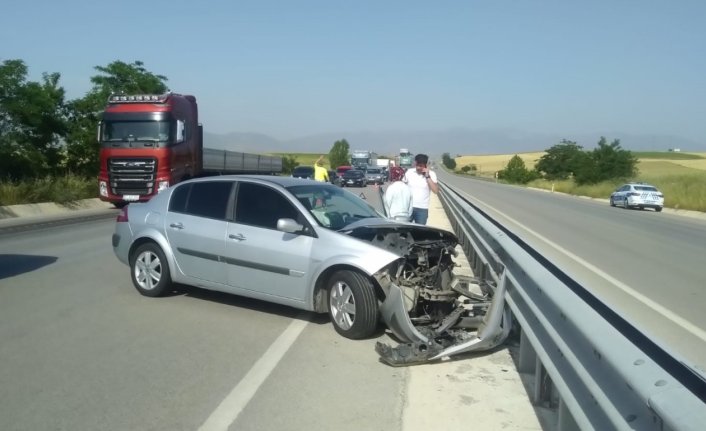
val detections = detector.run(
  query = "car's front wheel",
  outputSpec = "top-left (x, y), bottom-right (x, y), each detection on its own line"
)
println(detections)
top-left (130, 243), bottom-right (172, 297)
top-left (655, 207), bottom-right (663, 212)
top-left (327, 270), bottom-right (378, 339)
top-left (610, 196), bottom-right (615, 207)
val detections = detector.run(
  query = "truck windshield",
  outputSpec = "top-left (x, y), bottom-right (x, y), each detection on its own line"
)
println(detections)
top-left (102, 121), bottom-right (170, 143)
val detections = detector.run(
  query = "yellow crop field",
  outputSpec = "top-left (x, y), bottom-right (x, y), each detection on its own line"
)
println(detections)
top-left (454, 152), bottom-right (545, 177)
top-left (454, 151), bottom-right (706, 177)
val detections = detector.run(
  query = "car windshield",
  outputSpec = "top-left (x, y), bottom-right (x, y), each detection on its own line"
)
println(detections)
top-left (287, 184), bottom-right (382, 230)
top-left (367, 169), bottom-right (381, 174)
top-left (293, 167), bottom-right (314, 175)
top-left (344, 170), bottom-right (364, 178)
top-left (102, 120), bottom-right (170, 143)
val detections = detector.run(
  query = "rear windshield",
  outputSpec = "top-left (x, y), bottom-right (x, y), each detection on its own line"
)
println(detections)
top-left (344, 170), bottom-right (364, 178)
top-left (366, 169), bottom-right (381, 174)
top-left (635, 186), bottom-right (658, 192)
top-left (293, 167), bottom-right (314, 174)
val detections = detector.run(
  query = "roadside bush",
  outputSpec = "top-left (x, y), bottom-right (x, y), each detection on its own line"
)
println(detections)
top-left (0, 175), bottom-right (96, 206)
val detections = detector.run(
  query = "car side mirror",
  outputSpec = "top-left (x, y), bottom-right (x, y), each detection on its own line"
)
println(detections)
top-left (277, 218), bottom-right (305, 234)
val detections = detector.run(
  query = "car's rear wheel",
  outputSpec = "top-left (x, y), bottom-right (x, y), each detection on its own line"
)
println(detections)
top-left (327, 270), bottom-right (378, 339)
top-left (130, 243), bottom-right (172, 297)
top-left (623, 198), bottom-right (630, 209)
top-left (655, 207), bottom-right (663, 212)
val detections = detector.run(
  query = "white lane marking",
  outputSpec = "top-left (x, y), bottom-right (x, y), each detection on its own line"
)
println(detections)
top-left (458, 189), bottom-right (706, 343)
top-left (198, 316), bottom-right (309, 431)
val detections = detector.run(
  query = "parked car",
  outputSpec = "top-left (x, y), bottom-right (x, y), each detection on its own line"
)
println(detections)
top-left (610, 182), bottom-right (664, 212)
top-left (365, 168), bottom-right (385, 185)
top-left (327, 169), bottom-right (343, 187)
top-left (291, 166), bottom-right (315, 179)
top-left (341, 169), bottom-right (366, 187)
top-left (111, 176), bottom-right (484, 365)
top-left (336, 165), bottom-right (353, 178)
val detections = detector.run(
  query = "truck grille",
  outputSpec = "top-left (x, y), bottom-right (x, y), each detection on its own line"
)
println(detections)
top-left (108, 158), bottom-right (157, 196)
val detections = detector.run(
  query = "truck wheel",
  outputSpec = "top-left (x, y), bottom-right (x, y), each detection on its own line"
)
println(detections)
top-left (130, 243), bottom-right (172, 297)
top-left (327, 270), bottom-right (378, 339)
top-left (114, 202), bottom-right (128, 209)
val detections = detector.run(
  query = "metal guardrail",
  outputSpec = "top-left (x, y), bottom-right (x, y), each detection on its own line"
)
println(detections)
top-left (437, 182), bottom-right (706, 431)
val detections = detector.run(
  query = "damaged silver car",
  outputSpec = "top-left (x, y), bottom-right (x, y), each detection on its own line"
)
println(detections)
top-left (112, 176), bottom-right (502, 366)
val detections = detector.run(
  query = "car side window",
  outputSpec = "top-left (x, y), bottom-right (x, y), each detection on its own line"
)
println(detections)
top-left (170, 181), bottom-right (233, 220)
top-left (169, 183), bottom-right (191, 213)
top-left (235, 182), bottom-right (300, 230)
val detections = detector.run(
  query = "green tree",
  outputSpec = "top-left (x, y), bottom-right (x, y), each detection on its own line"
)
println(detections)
top-left (535, 139), bottom-right (585, 180)
top-left (281, 155), bottom-right (299, 175)
top-left (441, 152), bottom-right (456, 169)
top-left (498, 155), bottom-right (540, 184)
top-left (64, 60), bottom-right (169, 177)
top-left (328, 139), bottom-right (350, 168)
top-left (573, 137), bottom-right (637, 185)
top-left (0, 59), bottom-right (67, 179)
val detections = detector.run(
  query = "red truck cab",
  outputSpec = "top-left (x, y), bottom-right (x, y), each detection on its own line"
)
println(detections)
top-left (97, 93), bottom-right (203, 206)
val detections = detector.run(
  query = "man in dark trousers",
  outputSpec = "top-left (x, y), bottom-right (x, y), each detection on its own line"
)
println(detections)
top-left (403, 154), bottom-right (438, 224)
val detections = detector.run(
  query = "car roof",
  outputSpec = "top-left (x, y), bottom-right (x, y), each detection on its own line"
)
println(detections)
top-left (625, 182), bottom-right (658, 187)
top-left (178, 174), bottom-right (328, 188)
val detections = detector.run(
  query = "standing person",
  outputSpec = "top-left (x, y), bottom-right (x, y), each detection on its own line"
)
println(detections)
top-left (314, 155), bottom-right (329, 182)
top-left (383, 166), bottom-right (413, 222)
top-left (403, 153), bottom-right (438, 225)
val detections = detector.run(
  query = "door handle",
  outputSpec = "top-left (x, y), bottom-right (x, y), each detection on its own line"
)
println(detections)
top-left (229, 233), bottom-right (246, 241)
top-left (169, 222), bottom-right (184, 229)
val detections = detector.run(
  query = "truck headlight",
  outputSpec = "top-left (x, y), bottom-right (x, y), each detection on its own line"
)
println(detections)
top-left (157, 181), bottom-right (170, 193)
top-left (99, 181), bottom-right (108, 197)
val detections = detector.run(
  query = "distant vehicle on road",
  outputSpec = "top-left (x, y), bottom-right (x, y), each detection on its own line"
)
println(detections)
top-left (365, 168), bottom-right (384, 185)
top-left (328, 169), bottom-right (343, 187)
top-left (336, 165), bottom-right (353, 177)
top-left (342, 169), bottom-right (366, 187)
top-left (292, 166), bottom-right (315, 180)
top-left (610, 182), bottom-right (664, 212)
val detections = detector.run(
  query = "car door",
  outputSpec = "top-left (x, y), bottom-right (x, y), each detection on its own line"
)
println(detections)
top-left (618, 185), bottom-right (630, 203)
top-left (164, 180), bottom-right (233, 285)
top-left (224, 181), bottom-right (315, 302)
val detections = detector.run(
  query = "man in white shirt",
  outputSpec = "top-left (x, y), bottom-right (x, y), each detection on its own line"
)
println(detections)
top-left (383, 166), bottom-right (413, 221)
top-left (403, 154), bottom-right (438, 224)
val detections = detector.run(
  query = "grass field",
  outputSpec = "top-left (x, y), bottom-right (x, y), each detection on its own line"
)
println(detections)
top-left (453, 151), bottom-right (706, 212)
top-left (270, 152), bottom-right (334, 169)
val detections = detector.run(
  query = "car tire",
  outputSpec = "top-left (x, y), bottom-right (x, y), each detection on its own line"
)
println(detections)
top-left (327, 270), bottom-right (378, 339)
top-left (623, 198), bottom-right (629, 209)
top-left (130, 243), bottom-right (172, 297)
top-left (655, 207), bottom-right (663, 212)
top-left (610, 197), bottom-right (615, 207)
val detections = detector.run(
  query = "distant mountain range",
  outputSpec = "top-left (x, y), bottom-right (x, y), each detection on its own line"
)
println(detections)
top-left (203, 128), bottom-right (705, 157)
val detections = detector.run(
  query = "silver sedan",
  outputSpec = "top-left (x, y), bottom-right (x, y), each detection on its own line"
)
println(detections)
top-left (112, 175), bottom-right (487, 365)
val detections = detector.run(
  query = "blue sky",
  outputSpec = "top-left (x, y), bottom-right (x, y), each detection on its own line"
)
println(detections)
top-left (2, 0), bottom-right (705, 147)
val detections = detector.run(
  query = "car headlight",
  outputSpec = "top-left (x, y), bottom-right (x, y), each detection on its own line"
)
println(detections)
top-left (99, 181), bottom-right (108, 197)
top-left (157, 181), bottom-right (170, 193)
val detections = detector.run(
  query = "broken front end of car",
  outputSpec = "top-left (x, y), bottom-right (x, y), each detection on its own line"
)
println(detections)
top-left (349, 224), bottom-right (512, 366)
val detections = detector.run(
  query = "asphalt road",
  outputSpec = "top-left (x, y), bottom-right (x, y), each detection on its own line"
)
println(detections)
top-left (0, 184), bottom-right (543, 431)
top-left (437, 169), bottom-right (706, 377)
top-left (0, 212), bottom-right (409, 431)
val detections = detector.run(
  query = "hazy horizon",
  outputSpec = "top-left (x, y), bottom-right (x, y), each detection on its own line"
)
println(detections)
top-left (3, 1), bottom-right (704, 148)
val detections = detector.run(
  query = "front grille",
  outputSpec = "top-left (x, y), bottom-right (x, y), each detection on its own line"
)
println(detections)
top-left (108, 157), bottom-right (157, 196)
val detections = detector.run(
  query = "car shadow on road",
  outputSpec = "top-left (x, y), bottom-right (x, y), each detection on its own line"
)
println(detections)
top-left (171, 283), bottom-right (329, 327)
top-left (0, 254), bottom-right (58, 280)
